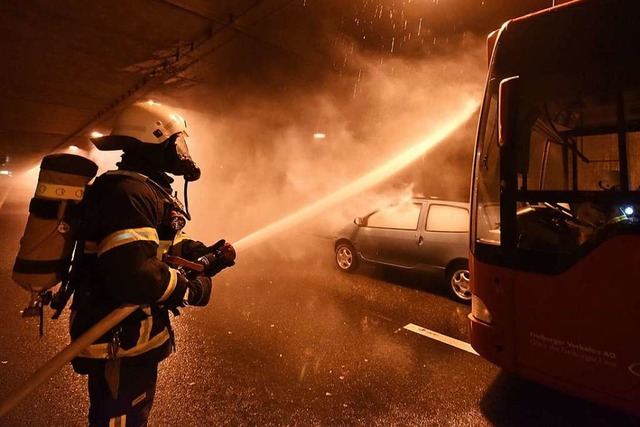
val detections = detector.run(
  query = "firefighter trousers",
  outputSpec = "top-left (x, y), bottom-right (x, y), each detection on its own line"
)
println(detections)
top-left (87, 359), bottom-right (158, 427)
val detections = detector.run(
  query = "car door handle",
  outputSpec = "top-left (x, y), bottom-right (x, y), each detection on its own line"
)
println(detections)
top-left (417, 235), bottom-right (424, 245)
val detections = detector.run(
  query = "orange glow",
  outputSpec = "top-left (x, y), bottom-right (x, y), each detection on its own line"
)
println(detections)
top-left (230, 98), bottom-right (479, 252)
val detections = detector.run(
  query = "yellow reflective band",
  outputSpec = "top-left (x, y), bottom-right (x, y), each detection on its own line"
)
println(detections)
top-left (137, 306), bottom-right (152, 346)
top-left (84, 241), bottom-right (97, 254)
top-left (109, 414), bottom-right (126, 427)
top-left (156, 232), bottom-right (189, 259)
top-left (157, 241), bottom-right (171, 260)
top-left (36, 182), bottom-right (85, 201)
top-left (157, 268), bottom-right (178, 302)
top-left (98, 227), bottom-right (159, 257)
top-left (157, 244), bottom-right (167, 260)
top-left (132, 392), bottom-right (147, 407)
top-left (78, 342), bottom-right (109, 358)
top-left (121, 328), bottom-right (170, 357)
top-left (77, 328), bottom-right (170, 359)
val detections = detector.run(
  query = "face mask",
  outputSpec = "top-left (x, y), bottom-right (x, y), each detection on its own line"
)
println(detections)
top-left (163, 133), bottom-right (201, 182)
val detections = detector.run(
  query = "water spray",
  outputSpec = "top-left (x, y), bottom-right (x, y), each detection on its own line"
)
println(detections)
top-left (231, 98), bottom-right (479, 253)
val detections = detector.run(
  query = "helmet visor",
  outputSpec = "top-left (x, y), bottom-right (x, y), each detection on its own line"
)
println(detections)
top-left (168, 133), bottom-right (201, 182)
top-left (174, 133), bottom-right (191, 159)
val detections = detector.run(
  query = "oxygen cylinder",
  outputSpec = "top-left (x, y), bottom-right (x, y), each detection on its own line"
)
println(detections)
top-left (12, 153), bottom-right (98, 311)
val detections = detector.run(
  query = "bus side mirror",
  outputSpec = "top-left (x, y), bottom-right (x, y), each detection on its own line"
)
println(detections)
top-left (486, 30), bottom-right (499, 67)
top-left (498, 76), bottom-right (520, 147)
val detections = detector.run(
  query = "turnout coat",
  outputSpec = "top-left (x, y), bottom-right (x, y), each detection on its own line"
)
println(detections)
top-left (69, 169), bottom-right (207, 373)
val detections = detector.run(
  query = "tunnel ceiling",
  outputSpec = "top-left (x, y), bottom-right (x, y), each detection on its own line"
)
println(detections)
top-left (0, 0), bottom-right (553, 174)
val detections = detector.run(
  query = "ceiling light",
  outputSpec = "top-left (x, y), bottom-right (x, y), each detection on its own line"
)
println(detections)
top-left (91, 131), bottom-right (104, 138)
top-left (69, 145), bottom-right (79, 151)
top-left (0, 170), bottom-right (11, 176)
top-left (313, 133), bottom-right (326, 139)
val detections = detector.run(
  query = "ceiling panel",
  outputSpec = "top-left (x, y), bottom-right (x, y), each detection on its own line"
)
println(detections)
top-left (0, 0), bottom-right (214, 172)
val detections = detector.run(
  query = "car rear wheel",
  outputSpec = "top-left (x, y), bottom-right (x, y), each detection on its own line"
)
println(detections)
top-left (446, 261), bottom-right (471, 303)
top-left (335, 242), bottom-right (359, 272)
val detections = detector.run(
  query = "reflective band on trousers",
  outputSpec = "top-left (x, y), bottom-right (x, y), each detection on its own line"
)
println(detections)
top-left (35, 182), bottom-right (85, 201)
top-left (109, 414), bottom-right (126, 427)
top-left (98, 227), bottom-right (159, 257)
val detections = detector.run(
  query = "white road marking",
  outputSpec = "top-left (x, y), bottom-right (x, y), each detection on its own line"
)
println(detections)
top-left (404, 323), bottom-right (479, 355)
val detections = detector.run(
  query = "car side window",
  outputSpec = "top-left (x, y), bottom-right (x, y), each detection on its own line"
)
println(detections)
top-left (426, 205), bottom-right (469, 232)
top-left (367, 203), bottom-right (421, 230)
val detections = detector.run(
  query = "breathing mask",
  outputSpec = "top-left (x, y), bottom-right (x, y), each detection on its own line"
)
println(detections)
top-left (163, 133), bottom-right (201, 182)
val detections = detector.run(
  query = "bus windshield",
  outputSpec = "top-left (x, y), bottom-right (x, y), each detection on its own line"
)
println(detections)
top-left (472, 67), bottom-right (640, 273)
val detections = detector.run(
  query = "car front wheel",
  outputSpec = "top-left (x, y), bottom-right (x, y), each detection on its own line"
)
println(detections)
top-left (446, 261), bottom-right (471, 303)
top-left (335, 242), bottom-right (359, 272)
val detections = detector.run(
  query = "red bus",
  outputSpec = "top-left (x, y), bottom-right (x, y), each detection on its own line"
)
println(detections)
top-left (468, 0), bottom-right (640, 416)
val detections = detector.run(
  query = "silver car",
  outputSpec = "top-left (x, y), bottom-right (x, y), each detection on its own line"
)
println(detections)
top-left (334, 198), bottom-right (471, 302)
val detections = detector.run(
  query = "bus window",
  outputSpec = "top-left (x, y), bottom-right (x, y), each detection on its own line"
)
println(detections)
top-left (472, 94), bottom-right (501, 246)
top-left (512, 83), bottom-right (640, 262)
top-left (575, 134), bottom-right (619, 191)
top-left (524, 129), bottom-right (569, 191)
top-left (542, 140), bottom-right (569, 190)
top-left (627, 132), bottom-right (640, 190)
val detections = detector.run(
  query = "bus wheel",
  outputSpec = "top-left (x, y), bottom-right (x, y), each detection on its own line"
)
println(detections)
top-left (335, 242), bottom-right (359, 272)
top-left (446, 261), bottom-right (471, 303)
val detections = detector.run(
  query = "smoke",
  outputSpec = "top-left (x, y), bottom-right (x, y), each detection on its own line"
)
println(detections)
top-left (162, 34), bottom-right (486, 260)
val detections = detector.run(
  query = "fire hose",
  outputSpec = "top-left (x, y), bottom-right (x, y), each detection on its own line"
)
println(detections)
top-left (0, 249), bottom-right (232, 418)
top-left (0, 304), bottom-right (138, 418)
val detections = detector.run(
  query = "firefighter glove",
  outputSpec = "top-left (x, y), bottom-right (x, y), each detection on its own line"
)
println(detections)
top-left (185, 275), bottom-right (212, 306)
top-left (162, 274), bottom-right (211, 309)
top-left (196, 239), bottom-right (236, 277)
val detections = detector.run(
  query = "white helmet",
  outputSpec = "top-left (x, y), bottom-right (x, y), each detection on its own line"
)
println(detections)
top-left (91, 101), bottom-right (188, 151)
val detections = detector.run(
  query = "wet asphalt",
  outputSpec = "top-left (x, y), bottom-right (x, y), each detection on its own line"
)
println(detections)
top-left (0, 195), bottom-right (639, 427)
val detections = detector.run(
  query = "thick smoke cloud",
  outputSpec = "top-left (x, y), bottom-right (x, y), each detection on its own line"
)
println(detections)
top-left (159, 35), bottom-right (487, 259)
top-left (38, 2), bottom-right (494, 261)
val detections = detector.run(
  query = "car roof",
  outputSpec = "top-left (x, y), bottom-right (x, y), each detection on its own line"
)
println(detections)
top-left (412, 197), bottom-right (470, 208)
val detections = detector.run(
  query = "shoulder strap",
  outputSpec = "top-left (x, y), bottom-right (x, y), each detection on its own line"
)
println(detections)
top-left (103, 170), bottom-right (191, 220)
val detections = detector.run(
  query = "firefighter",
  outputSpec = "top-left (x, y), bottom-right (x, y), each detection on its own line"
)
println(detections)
top-left (69, 101), bottom-right (236, 426)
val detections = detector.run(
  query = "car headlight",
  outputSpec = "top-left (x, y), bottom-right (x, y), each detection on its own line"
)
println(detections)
top-left (472, 295), bottom-right (492, 325)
